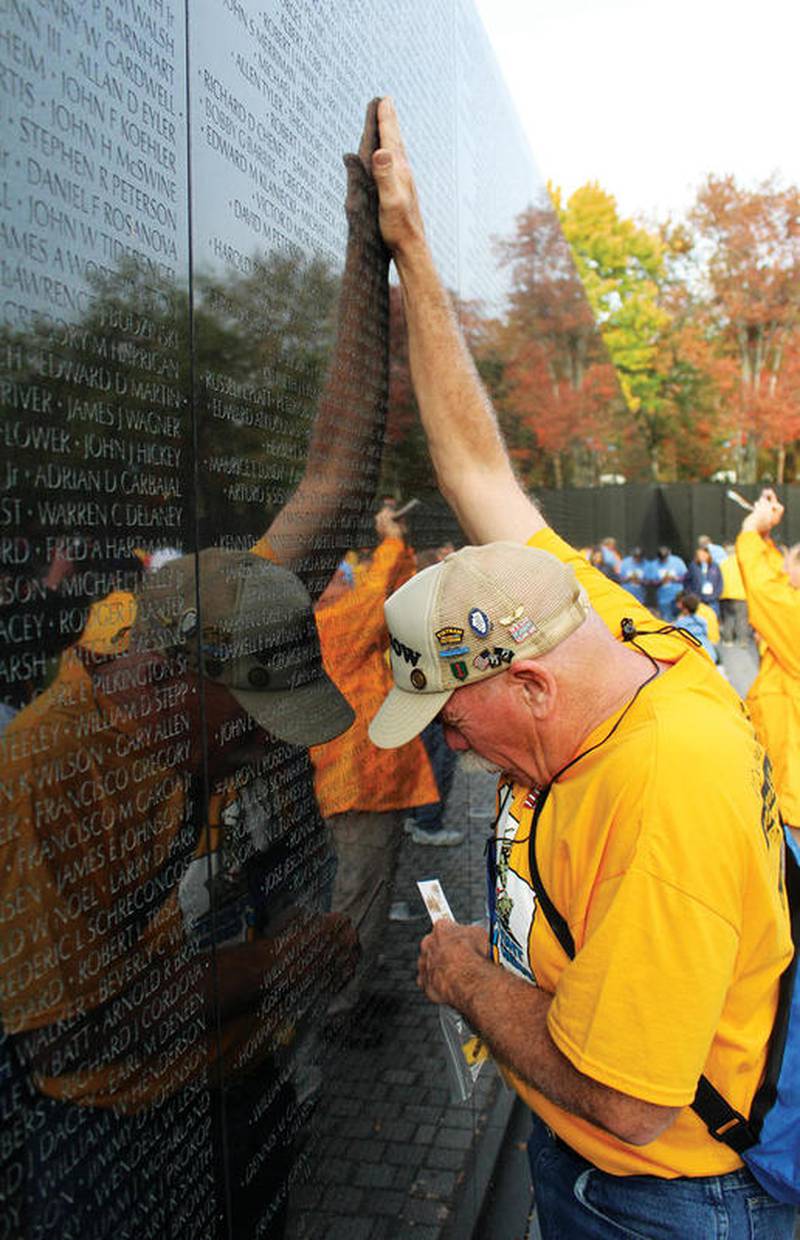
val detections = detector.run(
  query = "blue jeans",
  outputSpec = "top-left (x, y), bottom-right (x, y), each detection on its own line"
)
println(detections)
top-left (527, 1115), bottom-right (796, 1239)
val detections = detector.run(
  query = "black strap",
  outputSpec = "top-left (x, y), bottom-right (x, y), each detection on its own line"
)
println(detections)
top-left (691, 1076), bottom-right (757, 1152)
top-left (691, 834), bottom-right (800, 1150)
top-left (524, 631), bottom-right (660, 961)
top-left (528, 787), bottom-right (575, 960)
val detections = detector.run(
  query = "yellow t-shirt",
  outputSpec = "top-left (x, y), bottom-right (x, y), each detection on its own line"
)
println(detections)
top-left (696, 601), bottom-right (720, 646)
top-left (490, 527), bottom-right (792, 1178)
top-left (720, 553), bottom-right (747, 601)
top-left (737, 530), bottom-right (800, 825)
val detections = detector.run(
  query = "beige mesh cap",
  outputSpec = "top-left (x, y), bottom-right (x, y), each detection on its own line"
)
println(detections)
top-left (368, 542), bottom-right (589, 749)
top-left (129, 548), bottom-right (354, 747)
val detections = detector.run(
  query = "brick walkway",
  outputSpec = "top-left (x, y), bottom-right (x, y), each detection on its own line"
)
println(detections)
top-left (286, 761), bottom-right (513, 1240)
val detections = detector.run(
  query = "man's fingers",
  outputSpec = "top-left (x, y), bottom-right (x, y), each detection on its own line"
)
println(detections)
top-left (376, 96), bottom-right (407, 159)
top-left (356, 96), bottom-right (381, 166)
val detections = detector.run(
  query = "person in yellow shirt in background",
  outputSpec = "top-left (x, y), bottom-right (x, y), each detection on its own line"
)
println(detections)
top-left (311, 505), bottom-right (437, 1038)
top-left (736, 489), bottom-right (800, 836)
top-left (364, 96), bottom-right (795, 1239)
top-left (720, 542), bottom-right (751, 645)
top-left (696, 596), bottom-right (721, 647)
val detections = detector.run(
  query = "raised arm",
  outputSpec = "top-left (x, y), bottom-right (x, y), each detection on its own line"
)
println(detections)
top-left (263, 99), bottom-right (391, 598)
top-left (737, 489), bottom-right (800, 676)
top-left (372, 98), bottom-right (544, 546)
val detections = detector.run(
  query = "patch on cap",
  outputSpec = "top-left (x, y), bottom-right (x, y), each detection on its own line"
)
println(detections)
top-left (178, 608), bottom-right (198, 640)
top-left (473, 647), bottom-right (514, 671)
top-left (467, 607), bottom-right (491, 637)
top-left (508, 615), bottom-right (536, 643)
top-left (435, 626), bottom-right (464, 648)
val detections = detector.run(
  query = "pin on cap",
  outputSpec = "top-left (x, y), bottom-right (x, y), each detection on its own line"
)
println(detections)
top-left (369, 541), bottom-right (589, 749)
top-left (468, 607), bottom-right (492, 637)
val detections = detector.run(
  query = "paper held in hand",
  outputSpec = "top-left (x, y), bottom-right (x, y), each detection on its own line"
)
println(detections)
top-left (416, 878), bottom-right (490, 1102)
top-left (417, 878), bottom-right (454, 924)
top-left (726, 488), bottom-right (755, 512)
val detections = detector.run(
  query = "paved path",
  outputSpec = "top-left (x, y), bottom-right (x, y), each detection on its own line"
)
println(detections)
top-left (719, 641), bottom-right (759, 699)
top-left (286, 761), bottom-right (507, 1239)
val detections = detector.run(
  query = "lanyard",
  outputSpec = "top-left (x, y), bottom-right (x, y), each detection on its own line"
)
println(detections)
top-left (485, 625), bottom-right (662, 966)
top-left (485, 784), bottom-right (513, 959)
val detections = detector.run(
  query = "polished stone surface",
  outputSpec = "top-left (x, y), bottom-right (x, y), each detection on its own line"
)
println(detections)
top-left (0, 3), bottom-right (569, 1235)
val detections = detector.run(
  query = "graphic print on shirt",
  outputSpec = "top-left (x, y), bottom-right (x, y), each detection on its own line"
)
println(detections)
top-left (492, 784), bottom-right (538, 984)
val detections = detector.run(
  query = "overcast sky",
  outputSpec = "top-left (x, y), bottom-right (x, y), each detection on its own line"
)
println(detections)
top-left (474, 0), bottom-right (800, 225)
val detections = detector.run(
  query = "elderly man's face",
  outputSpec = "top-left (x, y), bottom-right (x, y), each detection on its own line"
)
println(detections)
top-left (440, 670), bottom-right (542, 786)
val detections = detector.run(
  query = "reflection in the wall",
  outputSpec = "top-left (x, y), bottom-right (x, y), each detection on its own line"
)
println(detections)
top-left (0, 1), bottom-right (617, 1237)
top-left (1, 78), bottom-right (395, 1238)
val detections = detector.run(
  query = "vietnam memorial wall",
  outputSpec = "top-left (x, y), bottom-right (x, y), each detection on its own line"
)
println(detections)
top-left (0, 2), bottom-right (581, 1236)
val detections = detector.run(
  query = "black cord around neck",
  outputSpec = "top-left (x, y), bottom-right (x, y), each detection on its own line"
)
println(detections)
top-left (545, 625), bottom-right (662, 790)
top-left (490, 616), bottom-right (664, 850)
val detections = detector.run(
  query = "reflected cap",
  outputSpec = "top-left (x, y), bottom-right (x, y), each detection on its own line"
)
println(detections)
top-left (368, 542), bottom-right (589, 749)
top-left (130, 547), bottom-right (354, 747)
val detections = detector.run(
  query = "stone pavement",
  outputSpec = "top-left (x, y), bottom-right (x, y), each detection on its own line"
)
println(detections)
top-left (286, 759), bottom-right (516, 1240)
top-left (719, 639), bottom-right (759, 700)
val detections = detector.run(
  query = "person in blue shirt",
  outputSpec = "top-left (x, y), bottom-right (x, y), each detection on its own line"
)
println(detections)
top-left (590, 545), bottom-right (620, 581)
top-left (675, 592), bottom-right (720, 664)
top-left (686, 546), bottom-right (724, 615)
top-left (698, 534), bottom-right (726, 566)
top-left (619, 546), bottom-right (647, 603)
top-left (646, 545), bottom-right (687, 620)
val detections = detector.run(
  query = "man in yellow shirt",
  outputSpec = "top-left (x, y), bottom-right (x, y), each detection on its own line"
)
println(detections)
top-left (311, 505), bottom-right (437, 1030)
top-left (737, 490), bottom-right (800, 834)
top-left (365, 98), bottom-right (795, 1238)
top-left (721, 543), bottom-right (751, 646)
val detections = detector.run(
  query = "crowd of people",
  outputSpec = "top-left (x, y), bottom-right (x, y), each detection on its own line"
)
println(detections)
top-left (582, 533), bottom-right (761, 671)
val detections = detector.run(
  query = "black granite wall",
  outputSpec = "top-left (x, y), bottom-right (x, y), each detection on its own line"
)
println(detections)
top-left (0, 4), bottom-right (581, 1236)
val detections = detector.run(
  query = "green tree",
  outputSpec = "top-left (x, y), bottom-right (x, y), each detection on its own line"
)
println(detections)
top-left (552, 183), bottom-right (676, 479)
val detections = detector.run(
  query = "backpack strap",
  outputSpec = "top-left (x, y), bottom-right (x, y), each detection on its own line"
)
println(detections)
top-left (528, 798), bottom-right (799, 1154)
top-left (691, 832), bottom-right (800, 1151)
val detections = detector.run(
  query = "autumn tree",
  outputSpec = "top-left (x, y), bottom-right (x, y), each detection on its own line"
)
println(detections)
top-left (494, 194), bottom-right (621, 487)
top-left (690, 175), bottom-right (800, 482)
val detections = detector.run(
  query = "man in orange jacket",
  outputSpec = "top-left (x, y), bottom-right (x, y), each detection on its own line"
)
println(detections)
top-left (311, 505), bottom-right (437, 1028)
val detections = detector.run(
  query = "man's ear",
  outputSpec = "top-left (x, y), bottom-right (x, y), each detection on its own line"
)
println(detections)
top-left (506, 659), bottom-right (557, 720)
